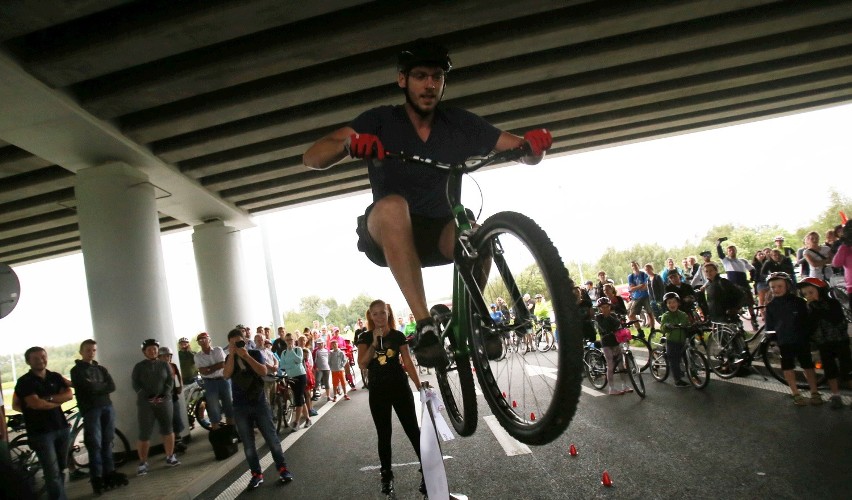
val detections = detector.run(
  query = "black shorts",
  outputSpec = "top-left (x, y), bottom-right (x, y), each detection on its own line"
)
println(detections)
top-left (356, 203), bottom-right (454, 268)
top-left (779, 343), bottom-right (815, 371)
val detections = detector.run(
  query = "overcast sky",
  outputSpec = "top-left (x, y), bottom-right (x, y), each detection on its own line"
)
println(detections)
top-left (2, 103), bottom-right (852, 356)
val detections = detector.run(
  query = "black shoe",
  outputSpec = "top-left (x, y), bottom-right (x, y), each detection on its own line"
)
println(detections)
top-left (175, 441), bottom-right (188, 453)
top-left (674, 379), bottom-right (690, 388)
top-left (92, 476), bottom-right (104, 496)
top-left (105, 470), bottom-right (128, 488)
top-left (411, 318), bottom-right (447, 368)
top-left (380, 468), bottom-right (394, 495)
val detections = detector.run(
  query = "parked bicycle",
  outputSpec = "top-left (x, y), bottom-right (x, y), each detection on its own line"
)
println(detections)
top-left (649, 326), bottom-right (711, 389)
top-left (184, 375), bottom-right (211, 431)
top-left (371, 147), bottom-right (583, 446)
top-left (7, 405), bottom-right (131, 492)
top-left (582, 339), bottom-right (645, 398)
top-left (269, 373), bottom-right (296, 435)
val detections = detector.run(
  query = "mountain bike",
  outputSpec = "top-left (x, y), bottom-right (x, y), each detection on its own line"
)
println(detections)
top-left (649, 326), bottom-right (711, 389)
top-left (533, 318), bottom-right (556, 352)
top-left (583, 341), bottom-right (607, 390)
top-left (619, 317), bottom-right (652, 372)
top-left (372, 147), bottom-right (583, 445)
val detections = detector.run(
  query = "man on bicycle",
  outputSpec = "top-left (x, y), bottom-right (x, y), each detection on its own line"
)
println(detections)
top-left (303, 39), bottom-right (553, 367)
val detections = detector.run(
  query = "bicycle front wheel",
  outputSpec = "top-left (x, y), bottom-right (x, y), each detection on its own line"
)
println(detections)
top-left (706, 325), bottom-right (740, 379)
top-left (69, 425), bottom-right (131, 471)
top-left (685, 349), bottom-right (710, 389)
top-left (625, 351), bottom-right (646, 398)
top-left (468, 211), bottom-right (582, 445)
top-left (631, 335), bottom-right (652, 372)
top-left (650, 347), bottom-right (669, 382)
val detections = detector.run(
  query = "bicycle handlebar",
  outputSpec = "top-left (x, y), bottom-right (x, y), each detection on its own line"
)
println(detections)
top-left (376, 145), bottom-right (532, 174)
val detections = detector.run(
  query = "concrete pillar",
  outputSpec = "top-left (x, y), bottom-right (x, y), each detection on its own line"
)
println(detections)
top-left (192, 220), bottom-right (250, 342)
top-left (75, 162), bottom-right (176, 446)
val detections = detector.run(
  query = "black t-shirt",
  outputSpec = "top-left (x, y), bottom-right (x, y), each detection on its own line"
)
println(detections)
top-left (14, 370), bottom-right (69, 434)
top-left (351, 105), bottom-right (501, 218)
top-left (357, 329), bottom-right (409, 385)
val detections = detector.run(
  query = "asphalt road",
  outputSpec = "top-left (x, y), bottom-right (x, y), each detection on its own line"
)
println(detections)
top-left (196, 358), bottom-right (851, 500)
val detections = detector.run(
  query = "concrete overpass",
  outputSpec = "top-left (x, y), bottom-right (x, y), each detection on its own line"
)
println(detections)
top-left (1, 0), bottom-right (852, 443)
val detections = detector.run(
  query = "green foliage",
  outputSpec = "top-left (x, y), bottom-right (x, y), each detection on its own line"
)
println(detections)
top-left (0, 343), bottom-right (80, 384)
top-left (283, 293), bottom-right (375, 332)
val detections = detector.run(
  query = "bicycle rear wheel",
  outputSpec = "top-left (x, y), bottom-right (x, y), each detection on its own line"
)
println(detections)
top-left (685, 349), bottom-right (710, 389)
top-left (431, 303), bottom-right (478, 437)
top-left (706, 325), bottom-right (741, 379)
top-left (625, 351), bottom-right (646, 398)
top-left (585, 349), bottom-right (607, 390)
top-left (631, 335), bottom-right (652, 372)
top-left (69, 425), bottom-right (131, 471)
top-left (761, 337), bottom-right (826, 388)
top-left (8, 435), bottom-right (40, 494)
top-left (467, 211), bottom-right (582, 445)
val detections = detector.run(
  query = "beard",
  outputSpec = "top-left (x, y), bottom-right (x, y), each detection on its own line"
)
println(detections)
top-left (403, 84), bottom-right (442, 117)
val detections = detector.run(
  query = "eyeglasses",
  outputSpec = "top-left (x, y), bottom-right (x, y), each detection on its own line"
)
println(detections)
top-left (409, 70), bottom-right (445, 83)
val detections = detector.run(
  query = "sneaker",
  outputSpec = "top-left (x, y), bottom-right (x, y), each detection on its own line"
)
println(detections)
top-left (792, 393), bottom-right (808, 406)
top-left (829, 395), bottom-right (843, 409)
top-left (175, 441), bottom-right (188, 453)
top-left (165, 454), bottom-right (181, 467)
top-left (308, 408), bottom-right (318, 416)
top-left (343, 394), bottom-right (350, 401)
top-left (304, 419), bottom-right (312, 428)
top-left (136, 462), bottom-right (148, 476)
top-left (411, 318), bottom-right (447, 368)
top-left (278, 466), bottom-right (294, 483)
top-left (247, 473), bottom-right (264, 489)
top-left (810, 392), bottom-right (824, 405)
top-left (674, 379), bottom-right (690, 388)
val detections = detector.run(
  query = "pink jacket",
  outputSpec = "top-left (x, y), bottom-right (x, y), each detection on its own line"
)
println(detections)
top-left (832, 244), bottom-right (852, 293)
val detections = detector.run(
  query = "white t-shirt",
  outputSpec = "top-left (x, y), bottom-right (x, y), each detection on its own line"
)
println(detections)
top-left (194, 347), bottom-right (226, 378)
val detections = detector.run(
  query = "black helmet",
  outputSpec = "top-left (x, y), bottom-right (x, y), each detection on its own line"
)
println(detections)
top-left (141, 338), bottom-right (160, 350)
top-left (595, 297), bottom-right (611, 307)
top-left (662, 292), bottom-right (680, 302)
top-left (398, 39), bottom-right (452, 73)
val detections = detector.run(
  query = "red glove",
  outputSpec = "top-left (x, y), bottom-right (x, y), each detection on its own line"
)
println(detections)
top-left (347, 133), bottom-right (385, 160)
top-left (523, 129), bottom-right (553, 156)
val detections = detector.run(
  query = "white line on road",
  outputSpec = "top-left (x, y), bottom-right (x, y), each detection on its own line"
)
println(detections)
top-left (580, 385), bottom-right (605, 397)
top-left (359, 457), bottom-right (454, 472)
top-left (483, 415), bottom-right (532, 456)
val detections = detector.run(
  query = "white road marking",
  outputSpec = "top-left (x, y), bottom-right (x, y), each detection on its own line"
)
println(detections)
top-left (483, 415), bottom-right (532, 456)
top-left (359, 457), bottom-right (454, 472)
top-left (580, 385), bottom-right (605, 397)
top-left (525, 363), bottom-right (559, 380)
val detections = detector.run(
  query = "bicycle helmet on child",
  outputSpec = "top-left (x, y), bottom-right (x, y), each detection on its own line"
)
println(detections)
top-left (141, 338), bottom-right (160, 349)
top-left (662, 292), bottom-right (680, 302)
top-left (595, 297), bottom-right (612, 307)
top-left (796, 277), bottom-right (829, 297)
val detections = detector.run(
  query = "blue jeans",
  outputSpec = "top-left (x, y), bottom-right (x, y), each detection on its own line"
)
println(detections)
top-left (233, 402), bottom-right (287, 475)
top-left (83, 405), bottom-right (116, 478)
top-left (29, 427), bottom-right (70, 500)
top-left (204, 378), bottom-right (233, 425)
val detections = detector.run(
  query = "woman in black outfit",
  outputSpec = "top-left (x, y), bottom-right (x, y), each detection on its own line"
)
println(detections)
top-left (357, 299), bottom-right (424, 496)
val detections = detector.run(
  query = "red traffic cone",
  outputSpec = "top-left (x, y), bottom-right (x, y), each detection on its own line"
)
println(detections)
top-left (530, 412), bottom-right (536, 421)
top-left (601, 470), bottom-right (613, 487)
top-left (512, 400), bottom-right (517, 408)
top-left (569, 444), bottom-right (578, 457)
top-left (502, 391), bottom-right (507, 398)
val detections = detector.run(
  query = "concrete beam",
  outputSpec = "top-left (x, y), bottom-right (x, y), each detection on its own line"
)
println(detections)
top-left (0, 50), bottom-right (254, 230)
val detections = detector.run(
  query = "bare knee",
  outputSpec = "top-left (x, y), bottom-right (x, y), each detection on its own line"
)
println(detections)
top-left (368, 195), bottom-right (411, 244)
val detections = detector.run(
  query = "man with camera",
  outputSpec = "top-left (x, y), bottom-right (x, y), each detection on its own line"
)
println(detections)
top-left (224, 328), bottom-right (294, 489)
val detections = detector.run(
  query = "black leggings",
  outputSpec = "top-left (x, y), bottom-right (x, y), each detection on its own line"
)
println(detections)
top-left (368, 377), bottom-right (421, 471)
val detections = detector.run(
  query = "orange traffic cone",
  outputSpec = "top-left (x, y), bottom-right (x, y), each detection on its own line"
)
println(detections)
top-left (601, 470), bottom-right (613, 487)
top-left (530, 412), bottom-right (536, 421)
top-left (569, 444), bottom-right (578, 457)
top-left (512, 400), bottom-right (517, 408)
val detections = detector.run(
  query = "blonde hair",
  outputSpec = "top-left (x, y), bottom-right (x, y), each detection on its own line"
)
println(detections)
top-left (366, 300), bottom-right (397, 330)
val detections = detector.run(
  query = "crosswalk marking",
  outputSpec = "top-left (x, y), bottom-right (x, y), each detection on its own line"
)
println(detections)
top-left (483, 416), bottom-right (532, 456)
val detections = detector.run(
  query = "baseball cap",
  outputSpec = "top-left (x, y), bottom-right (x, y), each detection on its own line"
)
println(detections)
top-left (196, 332), bottom-right (210, 341)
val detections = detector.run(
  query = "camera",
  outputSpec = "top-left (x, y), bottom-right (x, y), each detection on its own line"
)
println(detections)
top-left (718, 236), bottom-right (728, 242)
top-left (235, 340), bottom-right (246, 349)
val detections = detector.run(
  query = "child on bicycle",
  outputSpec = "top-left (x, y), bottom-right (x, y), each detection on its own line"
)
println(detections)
top-left (764, 273), bottom-right (823, 406)
top-left (659, 292), bottom-right (691, 388)
top-left (595, 297), bottom-right (631, 395)
top-left (797, 277), bottom-right (851, 409)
